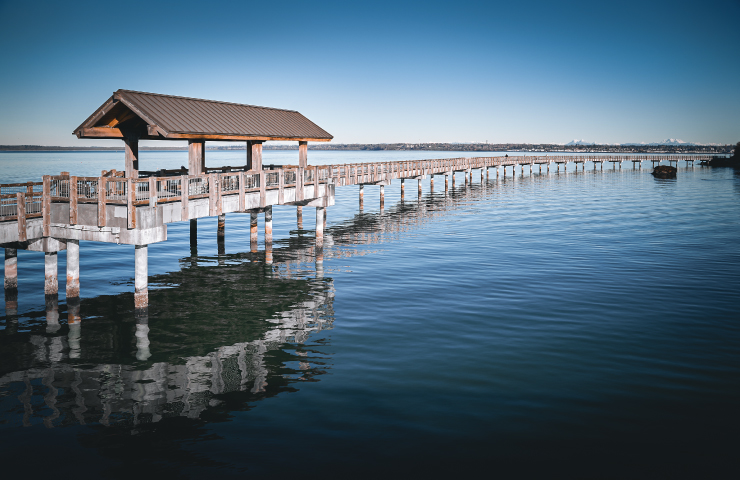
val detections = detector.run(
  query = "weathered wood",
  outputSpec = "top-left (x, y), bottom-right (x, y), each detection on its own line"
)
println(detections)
top-left (259, 171), bottom-right (266, 208)
top-left (181, 175), bottom-right (189, 220)
top-left (299, 141), bottom-right (308, 168)
top-left (77, 127), bottom-right (124, 138)
top-left (98, 177), bottom-right (107, 226)
top-left (42, 176), bottom-right (51, 237)
top-left (278, 169), bottom-right (285, 204)
top-left (127, 178), bottom-right (136, 229)
top-left (124, 135), bottom-right (139, 177)
top-left (209, 173), bottom-right (217, 216)
top-left (238, 172), bottom-right (245, 211)
top-left (251, 141), bottom-right (263, 171)
top-left (16, 193), bottom-right (27, 242)
top-left (69, 176), bottom-right (78, 225)
top-left (149, 177), bottom-right (157, 207)
top-left (188, 140), bottom-right (205, 175)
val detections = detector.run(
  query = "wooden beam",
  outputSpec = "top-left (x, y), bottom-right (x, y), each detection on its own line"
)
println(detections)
top-left (251, 141), bottom-right (263, 171)
top-left (124, 134), bottom-right (139, 178)
top-left (107, 110), bottom-right (137, 127)
top-left (76, 127), bottom-right (124, 138)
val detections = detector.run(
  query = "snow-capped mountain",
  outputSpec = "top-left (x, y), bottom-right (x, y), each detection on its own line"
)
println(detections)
top-left (565, 139), bottom-right (595, 146)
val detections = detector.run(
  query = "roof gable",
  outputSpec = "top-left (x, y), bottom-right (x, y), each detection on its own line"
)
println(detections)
top-left (75, 90), bottom-right (333, 142)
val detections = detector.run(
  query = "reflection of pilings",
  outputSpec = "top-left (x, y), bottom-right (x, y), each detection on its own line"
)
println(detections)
top-left (296, 206), bottom-right (303, 230)
top-left (418, 178), bottom-right (422, 197)
top-left (66, 240), bottom-right (80, 300)
top-left (4, 287), bottom-right (18, 335)
top-left (5, 247), bottom-right (17, 291)
top-left (315, 206), bottom-right (325, 251)
top-left (265, 206), bottom-right (273, 265)
top-left (380, 185), bottom-right (384, 210)
top-left (401, 179), bottom-right (405, 200)
top-left (190, 219), bottom-right (198, 257)
top-left (250, 212), bottom-right (259, 253)
top-left (135, 317), bottom-right (151, 361)
top-left (445, 175), bottom-right (448, 193)
top-left (45, 251), bottom-right (58, 295)
top-left (45, 293), bottom-right (59, 332)
top-left (430, 175), bottom-right (434, 192)
top-left (68, 323), bottom-right (81, 358)
top-left (134, 244), bottom-right (148, 316)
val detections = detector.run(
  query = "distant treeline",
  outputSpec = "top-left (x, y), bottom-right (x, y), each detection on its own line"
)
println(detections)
top-left (1, 143), bottom-right (732, 154)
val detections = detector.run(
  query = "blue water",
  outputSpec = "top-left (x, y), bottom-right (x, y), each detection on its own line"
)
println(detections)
top-left (1, 152), bottom-right (739, 478)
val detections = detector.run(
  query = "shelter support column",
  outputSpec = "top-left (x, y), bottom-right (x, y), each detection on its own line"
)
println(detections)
top-left (249, 141), bottom-right (263, 171)
top-left (134, 245), bottom-right (148, 316)
top-left (124, 134), bottom-right (139, 178)
top-left (299, 141), bottom-right (308, 168)
top-left (188, 140), bottom-right (205, 175)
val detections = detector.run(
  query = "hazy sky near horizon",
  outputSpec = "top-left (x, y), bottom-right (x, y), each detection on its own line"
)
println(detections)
top-left (0, 0), bottom-right (738, 146)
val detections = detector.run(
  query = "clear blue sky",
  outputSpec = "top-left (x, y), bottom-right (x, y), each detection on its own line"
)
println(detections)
top-left (0, 0), bottom-right (738, 146)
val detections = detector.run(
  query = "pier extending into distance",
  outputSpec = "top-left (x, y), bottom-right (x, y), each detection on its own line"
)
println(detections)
top-left (0, 90), bottom-right (714, 320)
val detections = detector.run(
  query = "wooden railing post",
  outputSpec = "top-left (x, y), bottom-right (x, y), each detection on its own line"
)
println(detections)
top-left (181, 175), bottom-right (189, 220)
top-left (69, 176), bottom-right (78, 225)
top-left (278, 169), bottom-right (285, 204)
top-left (208, 173), bottom-right (217, 216)
top-left (259, 171), bottom-right (266, 208)
top-left (238, 172), bottom-right (245, 211)
top-left (127, 178), bottom-right (136, 229)
top-left (42, 175), bottom-right (51, 237)
top-left (149, 177), bottom-right (157, 207)
top-left (17, 192), bottom-right (27, 242)
top-left (98, 176), bottom-right (107, 227)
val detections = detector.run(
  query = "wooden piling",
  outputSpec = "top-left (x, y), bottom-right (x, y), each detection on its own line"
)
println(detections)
top-left (250, 212), bottom-right (259, 253)
top-left (264, 206), bottom-right (272, 246)
top-left (44, 251), bottom-right (58, 295)
top-left (4, 248), bottom-right (17, 291)
top-left (315, 206), bottom-right (325, 250)
top-left (380, 185), bottom-right (384, 209)
top-left (217, 214), bottom-right (226, 238)
top-left (297, 206), bottom-right (303, 229)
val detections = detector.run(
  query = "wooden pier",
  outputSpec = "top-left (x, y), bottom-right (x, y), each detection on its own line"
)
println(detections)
top-left (0, 90), bottom-right (713, 317)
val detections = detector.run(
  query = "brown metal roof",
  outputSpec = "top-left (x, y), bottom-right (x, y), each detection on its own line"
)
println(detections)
top-left (74, 90), bottom-right (333, 142)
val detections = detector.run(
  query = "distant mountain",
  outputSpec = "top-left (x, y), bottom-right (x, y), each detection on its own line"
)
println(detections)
top-left (656, 138), bottom-right (693, 146)
top-left (565, 139), bottom-right (595, 146)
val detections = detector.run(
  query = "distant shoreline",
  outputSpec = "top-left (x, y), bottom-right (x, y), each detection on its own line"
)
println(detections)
top-left (0, 143), bottom-right (732, 154)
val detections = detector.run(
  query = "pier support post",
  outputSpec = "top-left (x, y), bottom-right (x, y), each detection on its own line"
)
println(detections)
top-left (188, 219), bottom-right (198, 259)
top-left (217, 214), bottom-right (225, 239)
top-left (66, 240), bottom-right (79, 300)
top-left (264, 206), bottom-right (273, 247)
top-left (134, 244), bottom-right (148, 316)
top-left (250, 212), bottom-right (259, 253)
top-left (401, 179), bottom-right (405, 200)
top-left (452, 173), bottom-right (455, 188)
top-left (297, 206), bottom-right (303, 230)
top-left (445, 175), bottom-right (449, 192)
top-left (315, 207), bottom-right (325, 250)
top-left (66, 240), bottom-right (80, 325)
top-left (430, 176), bottom-right (434, 192)
top-left (359, 184), bottom-right (364, 209)
top-left (44, 251), bottom-right (58, 295)
top-left (418, 178), bottom-right (422, 197)
top-left (4, 248), bottom-right (17, 292)
top-left (380, 185), bottom-right (384, 209)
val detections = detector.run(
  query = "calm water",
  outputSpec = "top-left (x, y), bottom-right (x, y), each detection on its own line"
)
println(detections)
top-left (1, 151), bottom-right (739, 478)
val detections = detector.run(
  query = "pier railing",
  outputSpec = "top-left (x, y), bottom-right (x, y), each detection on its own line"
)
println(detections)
top-left (0, 155), bottom-right (714, 236)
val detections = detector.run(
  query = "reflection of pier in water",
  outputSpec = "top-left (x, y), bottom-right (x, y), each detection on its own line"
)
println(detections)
top-left (1, 171), bottom-right (615, 428)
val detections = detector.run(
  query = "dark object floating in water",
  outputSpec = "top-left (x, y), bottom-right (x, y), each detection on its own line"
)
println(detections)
top-left (652, 166), bottom-right (677, 178)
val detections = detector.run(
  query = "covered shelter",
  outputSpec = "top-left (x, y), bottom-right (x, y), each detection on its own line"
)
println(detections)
top-left (74, 89), bottom-right (333, 177)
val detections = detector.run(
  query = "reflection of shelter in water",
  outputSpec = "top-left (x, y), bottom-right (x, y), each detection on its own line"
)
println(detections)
top-left (0, 254), bottom-right (334, 427)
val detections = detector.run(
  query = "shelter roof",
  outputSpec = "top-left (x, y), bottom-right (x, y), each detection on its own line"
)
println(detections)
top-left (74, 90), bottom-right (333, 142)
